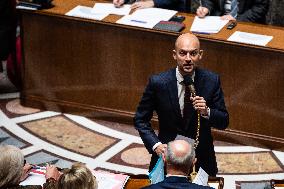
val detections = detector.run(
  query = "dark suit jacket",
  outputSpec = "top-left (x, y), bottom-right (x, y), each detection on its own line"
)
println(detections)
top-left (0, 0), bottom-right (16, 61)
top-left (141, 176), bottom-right (214, 189)
top-left (134, 68), bottom-right (229, 176)
top-left (125, 0), bottom-right (189, 12)
top-left (201, 0), bottom-right (269, 23)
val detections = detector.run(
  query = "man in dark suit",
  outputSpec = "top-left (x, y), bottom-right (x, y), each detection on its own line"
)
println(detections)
top-left (134, 33), bottom-right (229, 176)
top-left (142, 140), bottom-right (213, 189)
top-left (113, 0), bottom-right (188, 13)
top-left (196, 0), bottom-right (269, 23)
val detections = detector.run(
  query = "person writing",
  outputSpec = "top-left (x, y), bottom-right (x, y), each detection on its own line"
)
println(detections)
top-left (142, 140), bottom-right (213, 189)
top-left (0, 145), bottom-right (41, 189)
top-left (196, 0), bottom-right (269, 23)
top-left (134, 33), bottom-right (229, 176)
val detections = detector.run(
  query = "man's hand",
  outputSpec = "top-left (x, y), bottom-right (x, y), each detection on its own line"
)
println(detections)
top-left (20, 163), bottom-right (33, 182)
top-left (45, 164), bottom-right (62, 180)
top-left (113, 0), bottom-right (125, 7)
top-left (191, 96), bottom-right (208, 116)
top-left (196, 6), bottom-right (209, 18)
top-left (131, 0), bottom-right (154, 11)
top-left (154, 144), bottom-right (167, 156)
top-left (221, 14), bottom-right (236, 21)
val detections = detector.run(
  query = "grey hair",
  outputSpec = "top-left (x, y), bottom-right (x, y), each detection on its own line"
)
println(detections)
top-left (0, 145), bottom-right (24, 188)
top-left (166, 140), bottom-right (195, 172)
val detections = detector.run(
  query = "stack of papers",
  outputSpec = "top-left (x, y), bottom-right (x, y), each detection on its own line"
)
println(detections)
top-left (227, 31), bottom-right (273, 46)
top-left (92, 3), bottom-right (131, 15)
top-left (93, 170), bottom-right (129, 189)
top-left (190, 16), bottom-right (229, 34)
top-left (116, 8), bottom-right (177, 29)
top-left (65, 5), bottom-right (108, 20)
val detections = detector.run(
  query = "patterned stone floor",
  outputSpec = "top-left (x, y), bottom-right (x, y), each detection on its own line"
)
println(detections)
top-left (1, 92), bottom-right (284, 189)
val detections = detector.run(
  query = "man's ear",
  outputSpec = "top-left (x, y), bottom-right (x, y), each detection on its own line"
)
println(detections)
top-left (192, 158), bottom-right (197, 166)
top-left (173, 49), bottom-right (177, 60)
top-left (198, 50), bottom-right (203, 60)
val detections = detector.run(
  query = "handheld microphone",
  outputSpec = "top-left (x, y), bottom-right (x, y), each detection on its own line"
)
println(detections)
top-left (183, 75), bottom-right (196, 97)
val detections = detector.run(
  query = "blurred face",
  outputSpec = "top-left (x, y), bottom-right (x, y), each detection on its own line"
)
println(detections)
top-left (173, 34), bottom-right (203, 76)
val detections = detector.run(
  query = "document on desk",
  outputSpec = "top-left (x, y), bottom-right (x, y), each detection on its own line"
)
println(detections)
top-left (190, 16), bottom-right (229, 34)
top-left (92, 3), bottom-right (131, 15)
top-left (20, 171), bottom-right (46, 186)
top-left (116, 8), bottom-right (177, 29)
top-left (93, 170), bottom-right (129, 189)
top-left (193, 167), bottom-right (209, 186)
top-left (227, 31), bottom-right (273, 46)
top-left (66, 5), bottom-right (108, 20)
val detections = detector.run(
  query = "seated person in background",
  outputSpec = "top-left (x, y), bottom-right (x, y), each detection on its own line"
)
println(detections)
top-left (196, 0), bottom-right (269, 23)
top-left (113, 0), bottom-right (189, 12)
top-left (45, 162), bottom-right (98, 189)
top-left (0, 145), bottom-right (41, 189)
top-left (142, 140), bottom-right (213, 189)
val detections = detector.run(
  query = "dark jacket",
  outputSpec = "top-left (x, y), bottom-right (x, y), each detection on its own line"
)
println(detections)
top-left (134, 68), bottom-right (229, 176)
top-left (142, 176), bottom-right (214, 189)
top-left (202, 0), bottom-right (269, 23)
top-left (125, 0), bottom-right (189, 12)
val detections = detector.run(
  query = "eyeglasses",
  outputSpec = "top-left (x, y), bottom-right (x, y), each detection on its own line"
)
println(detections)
top-left (178, 49), bottom-right (202, 58)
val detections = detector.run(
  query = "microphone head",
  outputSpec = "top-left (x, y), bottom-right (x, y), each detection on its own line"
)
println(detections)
top-left (183, 75), bottom-right (193, 86)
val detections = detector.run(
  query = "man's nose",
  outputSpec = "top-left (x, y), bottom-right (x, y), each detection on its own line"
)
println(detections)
top-left (185, 52), bottom-right (192, 61)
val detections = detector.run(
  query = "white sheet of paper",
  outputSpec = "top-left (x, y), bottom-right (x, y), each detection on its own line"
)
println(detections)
top-left (192, 167), bottom-right (209, 186)
top-left (66, 5), bottom-right (108, 21)
top-left (20, 173), bottom-right (46, 186)
top-left (92, 3), bottom-right (131, 15)
top-left (208, 182), bottom-right (219, 189)
top-left (190, 16), bottom-right (229, 34)
top-left (16, 5), bottom-right (37, 10)
top-left (116, 8), bottom-right (177, 29)
top-left (227, 31), bottom-right (273, 46)
top-left (93, 171), bottom-right (129, 189)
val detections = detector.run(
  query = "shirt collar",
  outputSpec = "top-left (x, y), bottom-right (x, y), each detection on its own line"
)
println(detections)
top-left (176, 67), bottom-right (195, 84)
top-left (166, 174), bottom-right (188, 178)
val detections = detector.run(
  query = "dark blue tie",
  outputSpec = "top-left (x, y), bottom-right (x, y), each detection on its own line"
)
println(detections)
top-left (230, 0), bottom-right (238, 18)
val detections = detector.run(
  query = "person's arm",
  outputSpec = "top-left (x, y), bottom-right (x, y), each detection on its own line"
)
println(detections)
top-left (237, 0), bottom-right (269, 22)
top-left (134, 76), bottom-right (160, 154)
top-left (199, 0), bottom-right (216, 15)
top-left (152, 0), bottom-right (178, 9)
top-left (207, 75), bottom-right (229, 130)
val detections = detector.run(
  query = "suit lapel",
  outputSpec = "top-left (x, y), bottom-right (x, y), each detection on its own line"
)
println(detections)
top-left (166, 69), bottom-right (182, 119)
top-left (194, 68), bottom-right (204, 97)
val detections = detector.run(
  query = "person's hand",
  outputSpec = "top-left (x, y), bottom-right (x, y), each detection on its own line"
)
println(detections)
top-left (154, 144), bottom-right (167, 157)
top-left (131, 0), bottom-right (154, 11)
top-left (45, 164), bottom-right (62, 180)
top-left (196, 6), bottom-right (209, 18)
top-left (20, 163), bottom-right (33, 182)
top-left (191, 96), bottom-right (208, 116)
top-left (113, 0), bottom-right (125, 7)
top-left (221, 14), bottom-right (236, 21)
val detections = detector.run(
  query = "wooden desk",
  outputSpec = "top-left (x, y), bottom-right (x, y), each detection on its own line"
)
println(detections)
top-left (19, 0), bottom-right (284, 150)
top-left (271, 179), bottom-right (284, 189)
top-left (124, 175), bottom-right (224, 189)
